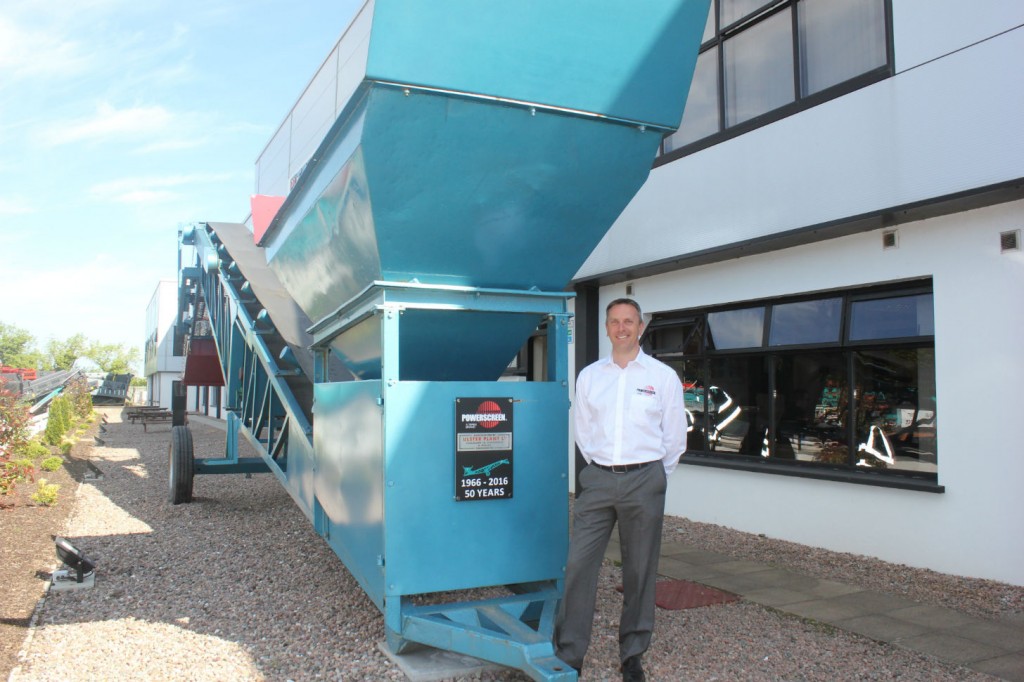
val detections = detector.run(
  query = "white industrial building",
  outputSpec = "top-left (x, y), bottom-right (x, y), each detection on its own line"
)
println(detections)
top-left (174, 0), bottom-right (1021, 585)
top-left (144, 280), bottom-right (185, 409)
top-left (572, 0), bottom-right (1023, 586)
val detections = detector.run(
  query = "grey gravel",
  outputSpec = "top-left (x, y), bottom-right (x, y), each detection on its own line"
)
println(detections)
top-left (11, 408), bottom-right (1021, 681)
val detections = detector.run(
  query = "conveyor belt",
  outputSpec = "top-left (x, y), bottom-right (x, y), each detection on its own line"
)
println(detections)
top-left (207, 222), bottom-right (351, 419)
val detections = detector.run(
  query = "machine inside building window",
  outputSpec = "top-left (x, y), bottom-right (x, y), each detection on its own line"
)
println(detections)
top-left (643, 281), bottom-right (937, 483)
top-left (662, 0), bottom-right (891, 156)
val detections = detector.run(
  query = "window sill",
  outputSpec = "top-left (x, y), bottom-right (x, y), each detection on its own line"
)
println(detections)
top-left (680, 453), bottom-right (945, 493)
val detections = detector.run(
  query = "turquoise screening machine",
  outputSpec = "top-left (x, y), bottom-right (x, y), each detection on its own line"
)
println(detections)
top-left (171, 2), bottom-right (708, 679)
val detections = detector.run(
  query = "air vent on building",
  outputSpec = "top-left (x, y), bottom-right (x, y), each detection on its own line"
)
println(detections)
top-left (882, 230), bottom-right (898, 249)
top-left (626, 283), bottom-right (634, 296)
top-left (1000, 229), bottom-right (1020, 252)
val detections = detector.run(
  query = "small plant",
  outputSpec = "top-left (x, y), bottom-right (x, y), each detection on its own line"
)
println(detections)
top-left (40, 456), bottom-right (63, 472)
top-left (1, 458), bottom-right (35, 495)
top-left (24, 441), bottom-right (50, 459)
top-left (1, 387), bottom-right (32, 496)
top-left (31, 478), bottom-right (60, 506)
top-left (59, 442), bottom-right (73, 455)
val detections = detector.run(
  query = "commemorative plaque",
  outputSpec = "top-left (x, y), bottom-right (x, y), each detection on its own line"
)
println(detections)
top-left (455, 397), bottom-right (513, 501)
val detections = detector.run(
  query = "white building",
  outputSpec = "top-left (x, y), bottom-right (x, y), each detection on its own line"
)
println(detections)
top-left (572, 0), bottom-right (1023, 586)
top-left (144, 280), bottom-right (185, 409)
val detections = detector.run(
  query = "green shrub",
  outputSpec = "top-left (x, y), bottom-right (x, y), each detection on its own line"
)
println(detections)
top-left (31, 479), bottom-right (59, 506)
top-left (65, 377), bottom-right (93, 418)
top-left (1, 458), bottom-right (35, 496)
top-left (24, 441), bottom-right (50, 459)
top-left (44, 396), bottom-right (71, 446)
top-left (40, 456), bottom-right (63, 472)
top-left (59, 442), bottom-right (72, 455)
top-left (1, 388), bottom-right (33, 497)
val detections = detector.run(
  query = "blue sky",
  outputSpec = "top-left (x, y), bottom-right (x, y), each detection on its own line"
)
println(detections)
top-left (0, 0), bottom-right (360, 367)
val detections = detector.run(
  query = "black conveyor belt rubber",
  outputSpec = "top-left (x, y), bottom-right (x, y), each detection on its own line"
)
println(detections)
top-left (206, 222), bottom-right (352, 421)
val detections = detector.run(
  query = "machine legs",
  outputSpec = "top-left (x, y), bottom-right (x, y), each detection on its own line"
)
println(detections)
top-left (169, 425), bottom-right (195, 504)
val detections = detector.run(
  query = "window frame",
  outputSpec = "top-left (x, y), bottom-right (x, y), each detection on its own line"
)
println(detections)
top-left (642, 279), bottom-right (943, 492)
top-left (657, 0), bottom-right (894, 166)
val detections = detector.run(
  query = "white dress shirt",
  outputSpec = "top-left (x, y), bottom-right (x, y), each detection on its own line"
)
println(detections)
top-left (573, 349), bottom-right (687, 475)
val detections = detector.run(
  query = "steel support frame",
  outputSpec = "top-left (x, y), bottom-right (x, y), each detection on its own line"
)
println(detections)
top-left (178, 224), bottom-right (311, 478)
top-left (312, 280), bottom-right (576, 681)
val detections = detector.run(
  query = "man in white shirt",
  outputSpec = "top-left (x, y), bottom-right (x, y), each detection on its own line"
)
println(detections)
top-left (555, 298), bottom-right (687, 682)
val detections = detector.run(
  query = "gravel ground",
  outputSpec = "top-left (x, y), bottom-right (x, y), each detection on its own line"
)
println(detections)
top-left (10, 407), bottom-right (1022, 681)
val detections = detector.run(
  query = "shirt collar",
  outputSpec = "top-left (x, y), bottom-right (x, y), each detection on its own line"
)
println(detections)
top-left (598, 348), bottom-right (651, 369)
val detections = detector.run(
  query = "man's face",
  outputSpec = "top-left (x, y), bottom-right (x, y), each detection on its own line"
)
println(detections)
top-left (605, 303), bottom-right (644, 355)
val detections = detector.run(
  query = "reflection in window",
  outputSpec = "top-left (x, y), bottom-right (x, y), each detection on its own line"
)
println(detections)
top-left (853, 349), bottom-right (936, 473)
top-left (724, 8), bottom-right (795, 126)
top-left (646, 317), bottom-right (704, 357)
top-left (661, 357), bottom-right (708, 452)
top-left (664, 47), bottom-right (720, 153)
top-left (850, 294), bottom-right (934, 340)
top-left (769, 298), bottom-right (842, 346)
top-left (773, 353), bottom-right (849, 463)
top-left (662, 0), bottom-right (890, 156)
top-left (798, 0), bottom-right (887, 96)
top-left (708, 307), bottom-right (764, 349)
top-left (721, 0), bottom-right (772, 27)
top-left (708, 356), bottom-right (769, 456)
top-left (646, 282), bottom-right (936, 484)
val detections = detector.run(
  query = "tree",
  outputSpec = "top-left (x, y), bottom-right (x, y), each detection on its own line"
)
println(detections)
top-left (47, 334), bottom-right (89, 371)
top-left (84, 340), bottom-right (140, 375)
top-left (0, 322), bottom-right (45, 369)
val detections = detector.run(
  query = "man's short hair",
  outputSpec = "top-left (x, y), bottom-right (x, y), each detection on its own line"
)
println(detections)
top-left (605, 298), bottom-right (642, 318)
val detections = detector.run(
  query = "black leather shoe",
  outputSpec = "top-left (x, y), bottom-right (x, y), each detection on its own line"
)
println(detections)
top-left (621, 655), bottom-right (645, 682)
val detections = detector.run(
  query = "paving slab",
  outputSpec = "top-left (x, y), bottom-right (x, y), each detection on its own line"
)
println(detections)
top-left (952, 619), bottom-right (1024, 653)
top-left (895, 631), bottom-right (1009, 665)
top-left (831, 613), bottom-right (933, 641)
top-left (969, 652), bottom-right (1024, 682)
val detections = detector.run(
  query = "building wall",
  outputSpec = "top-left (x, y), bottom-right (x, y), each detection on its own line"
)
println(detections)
top-left (574, 2), bottom-right (1024, 584)
top-left (145, 280), bottom-right (184, 409)
top-left (586, 201), bottom-right (1023, 585)
top-left (255, 0), bottom-right (374, 198)
top-left (577, 6), bottom-right (1024, 280)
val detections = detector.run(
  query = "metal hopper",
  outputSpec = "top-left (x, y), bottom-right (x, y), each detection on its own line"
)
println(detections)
top-left (173, 2), bottom-right (710, 679)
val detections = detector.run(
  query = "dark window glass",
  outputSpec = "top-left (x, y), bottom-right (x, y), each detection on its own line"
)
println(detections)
top-left (646, 282), bottom-right (936, 486)
top-left (724, 8), bottom-right (795, 126)
top-left (798, 0), bottom-right (887, 96)
top-left (661, 357), bottom-right (708, 452)
top-left (853, 349), bottom-right (937, 474)
top-left (708, 307), bottom-right (764, 349)
top-left (849, 294), bottom-right (934, 340)
top-left (773, 352), bottom-right (849, 463)
top-left (769, 298), bottom-right (842, 346)
top-left (708, 356), bottom-right (769, 456)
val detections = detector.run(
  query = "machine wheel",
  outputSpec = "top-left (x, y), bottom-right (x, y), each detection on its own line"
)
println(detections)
top-left (169, 425), bottom-right (195, 505)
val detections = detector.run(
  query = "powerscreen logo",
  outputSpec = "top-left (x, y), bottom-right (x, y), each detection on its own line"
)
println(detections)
top-left (460, 400), bottom-right (507, 429)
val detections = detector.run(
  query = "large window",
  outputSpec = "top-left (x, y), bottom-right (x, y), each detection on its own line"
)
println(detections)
top-left (643, 281), bottom-right (938, 487)
top-left (662, 0), bottom-right (891, 157)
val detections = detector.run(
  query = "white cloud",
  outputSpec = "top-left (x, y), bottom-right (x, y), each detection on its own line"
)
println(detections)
top-left (0, 197), bottom-right (33, 215)
top-left (37, 103), bottom-right (178, 147)
top-left (0, 252), bottom-right (158, 352)
top-left (0, 15), bottom-right (94, 82)
top-left (89, 172), bottom-right (241, 205)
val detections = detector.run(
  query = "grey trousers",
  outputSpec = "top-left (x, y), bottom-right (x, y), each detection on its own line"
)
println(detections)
top-left (554, 462), bottom-right (667, 668)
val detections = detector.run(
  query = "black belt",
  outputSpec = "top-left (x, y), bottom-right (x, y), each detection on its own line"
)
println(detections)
top-left (591, 461), bottom-right (655, 474)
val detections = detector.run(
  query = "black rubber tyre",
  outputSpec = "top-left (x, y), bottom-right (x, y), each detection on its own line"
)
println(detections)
top-left (169, 425), bottom-right (195, 505)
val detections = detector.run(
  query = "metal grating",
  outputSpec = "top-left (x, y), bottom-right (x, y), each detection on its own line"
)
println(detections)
top-left (882, 230), bottom-right (898, 249)
top-left (1000, 230), bottom-right (1020, 252)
